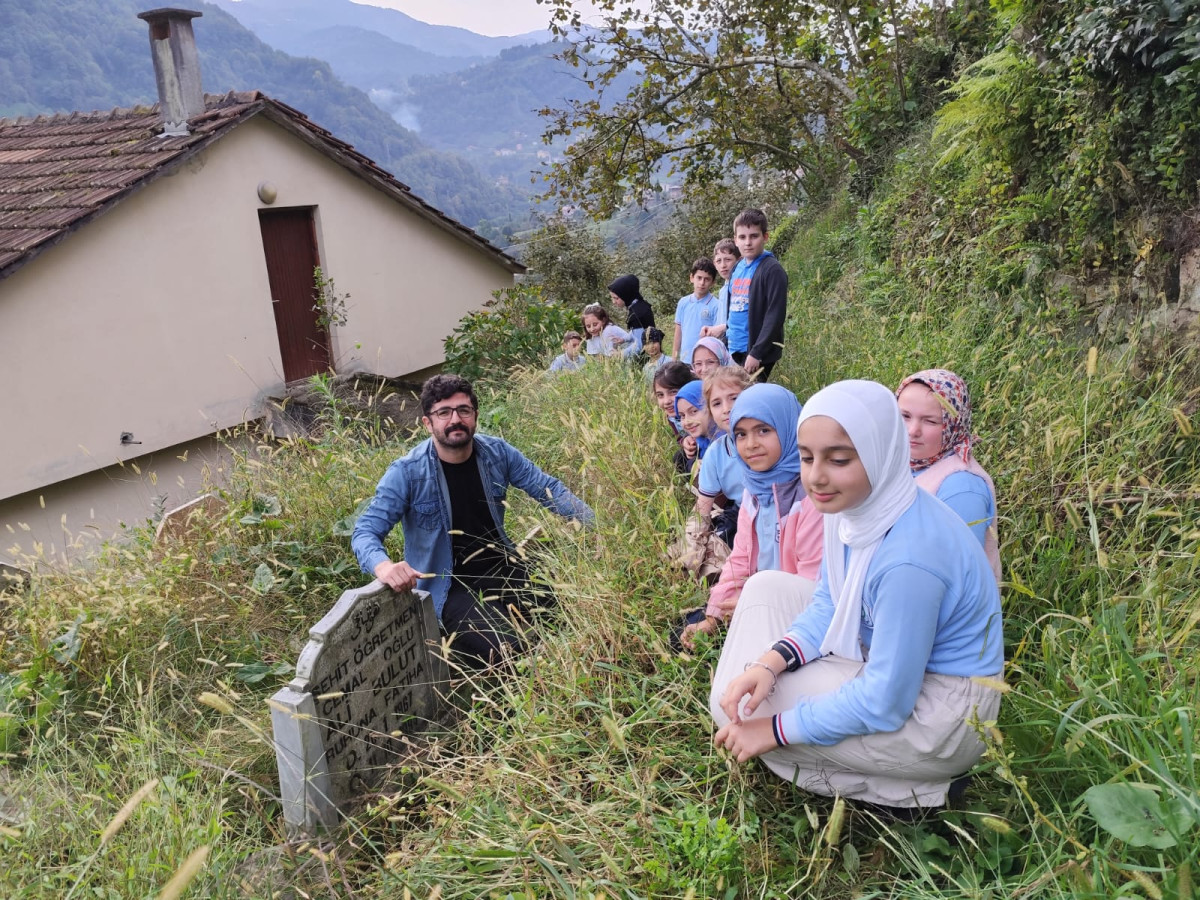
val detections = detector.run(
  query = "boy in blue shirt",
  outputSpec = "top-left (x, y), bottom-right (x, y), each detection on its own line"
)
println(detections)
top-left (548, 330), bottom-right (586, 373)
top-left (673, 257), bottom-right (722, 364)
top-left (726, 209), bottom-right (787, 382)
top-left (641, 327), bottom-right (673, 380)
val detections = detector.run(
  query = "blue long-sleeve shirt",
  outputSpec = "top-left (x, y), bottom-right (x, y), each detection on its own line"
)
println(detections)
top-left (697, 434), bottom-right (744, 501)
top-left (772, 489), bottom-right (1003, 746)
top-left (935, 470), bottom-right (994, 546)
top-left (351, 434), bottom-right (594, 620)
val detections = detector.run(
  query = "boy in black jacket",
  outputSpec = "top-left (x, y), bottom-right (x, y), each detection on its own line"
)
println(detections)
top-left (725, 209), bottom-right (787, 382)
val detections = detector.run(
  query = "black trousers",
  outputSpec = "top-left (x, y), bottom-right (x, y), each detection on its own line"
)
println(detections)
top-left (440, 559), bottom-right (552, 669)
top-left (731, 351), bottom-right (777, 383)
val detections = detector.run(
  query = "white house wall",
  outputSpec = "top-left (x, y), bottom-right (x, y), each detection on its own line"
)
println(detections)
top-left (0, 114), bottom-right (514, 559)
top-left (0, 435), bottom-right (237, 568)
top-left (0, 114), bottom-right (513, 503)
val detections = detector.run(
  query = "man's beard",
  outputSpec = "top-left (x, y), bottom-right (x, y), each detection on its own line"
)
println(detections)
top-left (435, 423), bottom-right (473, 448)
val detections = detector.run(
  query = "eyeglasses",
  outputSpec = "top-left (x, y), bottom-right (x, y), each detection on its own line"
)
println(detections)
top-left (429, 404), bottom-right (478, 422)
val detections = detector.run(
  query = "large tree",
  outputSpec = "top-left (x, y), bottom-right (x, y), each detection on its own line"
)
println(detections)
top-left (538, 0), bottom-right (934, 215)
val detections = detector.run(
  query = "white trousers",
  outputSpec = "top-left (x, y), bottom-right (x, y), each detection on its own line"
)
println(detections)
top-left (710, 570), bottom-right (1002, 808)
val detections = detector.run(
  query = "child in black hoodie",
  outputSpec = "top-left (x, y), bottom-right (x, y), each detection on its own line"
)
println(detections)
top-left (608, 274), bottom-right (656, 358)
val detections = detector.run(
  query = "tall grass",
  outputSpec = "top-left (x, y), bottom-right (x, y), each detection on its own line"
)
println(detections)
top-left (2, 158), bottom-right (1199, 895)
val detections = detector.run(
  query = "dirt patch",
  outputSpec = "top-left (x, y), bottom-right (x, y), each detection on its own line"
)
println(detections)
top-left (263, 374), bottom-right (424, 440)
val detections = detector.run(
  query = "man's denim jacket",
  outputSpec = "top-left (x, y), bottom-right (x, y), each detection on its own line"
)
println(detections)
top-left (351, 434), bottom-right (594, 620)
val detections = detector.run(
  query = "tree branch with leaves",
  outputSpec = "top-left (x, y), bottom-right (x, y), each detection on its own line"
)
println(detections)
top-left (537, 0), bottom-right (936, 215)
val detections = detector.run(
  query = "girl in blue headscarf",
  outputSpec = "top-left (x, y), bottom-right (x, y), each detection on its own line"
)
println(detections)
top-left (680, 383), bottom-right (825, 650)
top-left (674, 379), bottom-right (721, 473)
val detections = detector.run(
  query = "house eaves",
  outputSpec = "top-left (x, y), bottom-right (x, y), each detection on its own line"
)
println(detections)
top-left (0, 91), bottom-right (524, 284)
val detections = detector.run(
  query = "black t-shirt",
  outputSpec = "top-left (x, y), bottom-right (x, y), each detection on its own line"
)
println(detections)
top-left (440, 453), bottom-right (506, 578)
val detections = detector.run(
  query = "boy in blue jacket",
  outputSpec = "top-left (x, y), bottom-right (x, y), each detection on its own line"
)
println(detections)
top-left (726, 209), bottom-right (787, 382)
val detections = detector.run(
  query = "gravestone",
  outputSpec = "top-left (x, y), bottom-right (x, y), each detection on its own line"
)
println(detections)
top-left (269, 580), bottom-right (448, 832)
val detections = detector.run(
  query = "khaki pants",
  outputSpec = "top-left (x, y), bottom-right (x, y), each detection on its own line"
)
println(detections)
top-left (710, 570), bottom-right (1002, 808)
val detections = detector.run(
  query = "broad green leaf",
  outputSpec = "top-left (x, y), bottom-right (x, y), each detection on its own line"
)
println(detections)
top-left (254, 494), bottom-right (283, 516)
top-left (1083, 782), bottom-right (1195, 849)
top-left (332, 499), bottom-right (371, 538)
top-left (250, 563), bottom-right (275, 594)
top-left (842, 842), bottom-right (860, 875)
top-left (50, 613), bottom-right (85, 664)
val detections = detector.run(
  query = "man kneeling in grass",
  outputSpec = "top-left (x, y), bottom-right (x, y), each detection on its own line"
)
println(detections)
top-left (352, 374), bottom-right (594, 669)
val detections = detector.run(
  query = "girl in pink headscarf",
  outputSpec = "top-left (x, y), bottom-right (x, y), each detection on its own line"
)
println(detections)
top-left (896, 369), bottom-right (1000, 580)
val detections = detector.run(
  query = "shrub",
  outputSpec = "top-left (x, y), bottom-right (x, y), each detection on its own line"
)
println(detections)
top-left (442, 284), bottom-right (578, 384)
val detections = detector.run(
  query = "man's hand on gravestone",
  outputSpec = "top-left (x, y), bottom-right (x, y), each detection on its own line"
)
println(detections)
top-left (374, 559), bottom-right (421, 592)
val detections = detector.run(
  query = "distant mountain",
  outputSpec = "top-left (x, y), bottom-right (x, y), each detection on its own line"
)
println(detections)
top-left (207, 2), bottom-right (633, 204)
top-left (280, 25), bottom-right (483, 93)
top-left (209, 0), bottom-right (548, 60)
top-left (398, 42), bottom-right (640, 196)
top-left (405, 42), bottom-right (592, 152)
top-left (0, 0), bottom-right (527, 228)
top-left (209, 0), bottom-right (606, 205)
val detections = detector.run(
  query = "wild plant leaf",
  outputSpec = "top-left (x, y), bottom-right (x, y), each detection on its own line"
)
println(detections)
top-left (842, 842), bottom-right (860, 875)
top-left (234, 661), bottom-right (292, 684)
top-left (1083, 782), bottom-right (1195, 848)
top-left (254, 494), bottom-right (283, 517)
top-left (250, 563), bottom-right (275, 594)
top-left (49, 613), bottom-right (85, 664)
top-left (31, 671), bottom-right (67, 728)
top-left (332, 499), bottom-right (371, 538)
top-left (920, 831), bottom-right (953, 856)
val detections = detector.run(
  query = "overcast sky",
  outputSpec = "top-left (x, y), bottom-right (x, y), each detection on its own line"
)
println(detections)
top-left (359, 0), bottom-right (609, 37)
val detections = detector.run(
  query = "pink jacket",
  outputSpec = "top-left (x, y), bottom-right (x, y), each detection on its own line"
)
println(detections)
top-left (705, 476), bottom-right (824, 620)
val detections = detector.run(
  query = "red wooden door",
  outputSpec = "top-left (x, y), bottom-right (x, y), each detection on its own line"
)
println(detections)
top-left (258, 208), bottom-right (331, 382)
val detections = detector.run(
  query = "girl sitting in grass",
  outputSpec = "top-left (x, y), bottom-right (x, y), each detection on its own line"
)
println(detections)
top-left (652, 360), bottom-right (697, 446)
top-left (582, 303), bottom-right (631, 357)
top-left (673, 379), bottom-right (720, 473)
top-left (897, 368), bottom-right (1001, 580)
top-left (642, 327), bottom-right (673, 381)
top-left (690, 336), bottom-right (733, 379)
top-left (679, 383), bottom-right (823, 649)
top-left (711, 379), bottom-right (1004, 811)
top-left (669, 366), bottom-right (757, 594)
top-left (696, 365), bottom-right (756, 548)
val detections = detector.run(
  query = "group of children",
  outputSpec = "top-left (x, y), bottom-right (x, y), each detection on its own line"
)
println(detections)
top-left (543, 208), bottom-right (1005, 813)
top-left (548, 208), bottom-right (790, 384)
top-left (655, 362), bottom-right (1005, 811)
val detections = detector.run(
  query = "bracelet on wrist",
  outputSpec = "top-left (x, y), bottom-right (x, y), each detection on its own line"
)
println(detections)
top-left (744, 660), bottom-right (778, 697)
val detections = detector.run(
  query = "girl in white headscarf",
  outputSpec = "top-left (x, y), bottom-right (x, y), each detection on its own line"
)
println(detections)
top-left (710, 380), bottom-right (1004, 810)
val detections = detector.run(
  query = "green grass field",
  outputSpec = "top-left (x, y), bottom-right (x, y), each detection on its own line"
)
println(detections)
top-left (3, 169), bottom-right (1199, 897)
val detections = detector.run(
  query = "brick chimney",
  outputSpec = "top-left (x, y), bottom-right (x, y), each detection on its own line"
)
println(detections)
top-left (137, 8), bottom-right (205, 136)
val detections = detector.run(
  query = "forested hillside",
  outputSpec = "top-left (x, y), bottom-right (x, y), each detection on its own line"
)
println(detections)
top-left (0, 0), bottom-right (526, 227)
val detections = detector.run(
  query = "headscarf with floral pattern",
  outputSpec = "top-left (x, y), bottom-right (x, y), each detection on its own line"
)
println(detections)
top-left (896, 368), bottom-right (978, 471)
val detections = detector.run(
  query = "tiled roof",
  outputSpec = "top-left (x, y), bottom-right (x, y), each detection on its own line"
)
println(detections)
top-left (0, 91), bottom-right (522, 278)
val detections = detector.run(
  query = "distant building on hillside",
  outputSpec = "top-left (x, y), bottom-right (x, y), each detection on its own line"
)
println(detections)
top-left (0, 7), bottom-right (524, 569)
